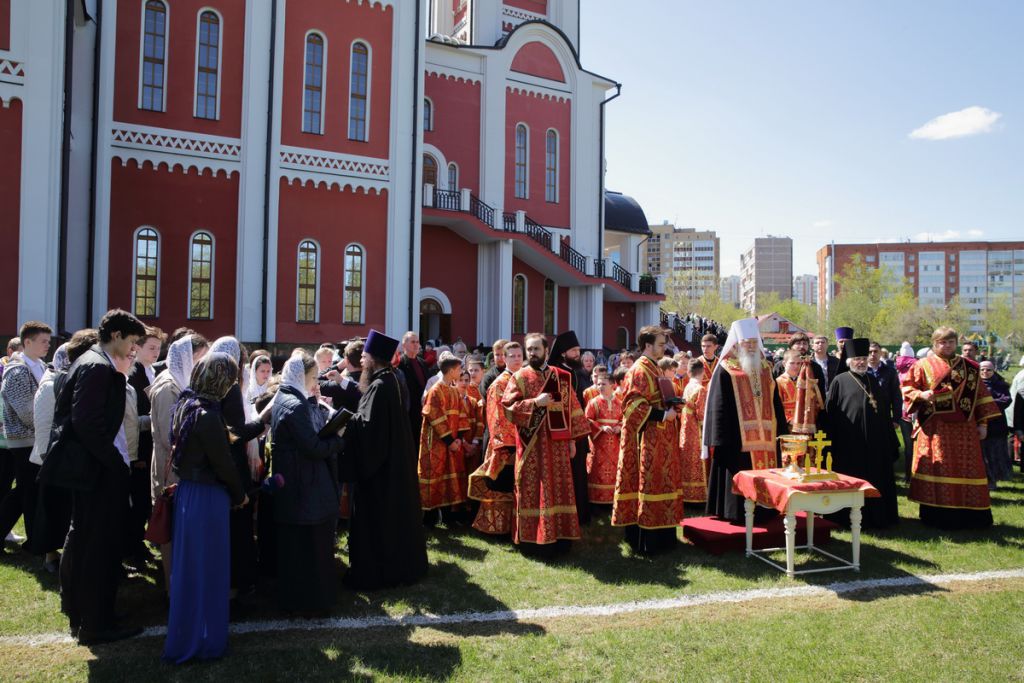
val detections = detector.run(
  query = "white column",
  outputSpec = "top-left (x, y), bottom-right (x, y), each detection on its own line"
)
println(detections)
top-left (262, 0), bottom-right (287, 342)
top-left (234, 1), bottom-right (273, 342)
top-left (90, 0), bottom-right (118, 324)
top-left (478, 44), bottom-right (507, 215)
top-left (476, 240), bottom-right (512, 343)
top-left (568, 284), bottom-right (603, 349)
top-left (18, 0), bottom-right (68, 327)
top-left (635, 301), bottom-right (661, 338)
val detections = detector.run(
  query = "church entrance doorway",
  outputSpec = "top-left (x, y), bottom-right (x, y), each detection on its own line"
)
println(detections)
top-left (420, 297), bottom-right (451, 344)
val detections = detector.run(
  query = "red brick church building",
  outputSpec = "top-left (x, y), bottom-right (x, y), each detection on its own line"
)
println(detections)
top-left (1, 0), bottom-right (663, 350)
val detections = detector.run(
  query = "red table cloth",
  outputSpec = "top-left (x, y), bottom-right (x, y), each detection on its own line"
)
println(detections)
top-left (732, 469), bottom-right (880, 513)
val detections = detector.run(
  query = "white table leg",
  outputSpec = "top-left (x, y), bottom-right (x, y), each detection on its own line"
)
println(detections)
top-left (784, 511), bottom-right (796, 578)
top-left (744, 498), bottom-right (755, 556)
top-left (806, 511), bottom-right (815, 550)
top-left (850, 503), bottom-right (862, 570)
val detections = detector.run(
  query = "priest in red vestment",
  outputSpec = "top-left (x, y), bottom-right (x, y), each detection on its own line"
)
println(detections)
top-left (679, 358), bottom-right (709, 503)
top-left (584, 375), bottom-right (622, 505)
top-left (418, 352), bottom-right (469, 525)
top-left (775, 349), bottom-right (823, 434)
top-left (612, 325), bottom-right (685, 554)
top-left (502, 334), bottom-right (589, 552)
top-left (902, 326), bottom-right (1001, 529)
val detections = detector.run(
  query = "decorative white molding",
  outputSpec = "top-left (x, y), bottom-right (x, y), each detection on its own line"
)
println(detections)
top-left (505, 84), bottom-right (569, 103)
top-left (110, 123), bottom-right (241, 160)
top-left (425, 65), bottom-right (482, 84)
top-left (345, 0), bottom-right (394, 9)
top-left (419, 287), bottom-right (452, 314)
top-left (278, 145), bottom-right (390, 184)
top-left (0, 59), bottom-right (25, 85)
top-left (112, 153), bottom-right (239, 178)
top-left (279, 171), bottom-right (387, 195)
top-left (502, 6), bottom-right (546, 23)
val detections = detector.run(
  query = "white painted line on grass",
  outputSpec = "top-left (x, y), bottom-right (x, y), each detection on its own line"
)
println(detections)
top-left (4, 567), bottom-right (1023, 647)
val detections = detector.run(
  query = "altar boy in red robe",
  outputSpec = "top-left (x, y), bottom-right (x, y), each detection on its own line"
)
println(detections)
top-left (584, 375), bottom-right (622, 505)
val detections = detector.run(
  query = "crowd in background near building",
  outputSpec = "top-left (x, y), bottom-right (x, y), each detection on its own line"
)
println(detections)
top-left (1, 309), bottom-right (1022, 660)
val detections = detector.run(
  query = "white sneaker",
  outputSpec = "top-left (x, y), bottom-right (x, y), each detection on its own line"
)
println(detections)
top-left (4, 531), bottom-right (24, 543)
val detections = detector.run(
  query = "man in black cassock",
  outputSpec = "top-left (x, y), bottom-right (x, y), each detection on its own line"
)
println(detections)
top-left (548, 330), bottom-right (591, 524)
top-left (823, 337), bottom-right (899, 528)
top-left (704, 318), bottom-right (788, 524)
top-left (343, 330), bottom-right (428, 590)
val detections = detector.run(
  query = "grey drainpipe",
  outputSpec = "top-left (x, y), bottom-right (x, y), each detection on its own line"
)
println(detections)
top-left (260, 0), bottom-right (278, 346)
top-left (408, 0), bottom-right (422, 331)
top-left (597, 83), bottom-right (621, 263)
top-left (56, 0), bottom-right (76, 334)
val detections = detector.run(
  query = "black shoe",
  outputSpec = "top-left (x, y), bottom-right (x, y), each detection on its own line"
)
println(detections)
top-left (76, 625), bottom-right (143, 646)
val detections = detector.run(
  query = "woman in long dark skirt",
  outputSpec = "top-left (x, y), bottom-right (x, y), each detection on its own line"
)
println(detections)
top-left (163, 353), bottom-right (247, 663)
top-left (271, 350), bottom-right (345, 615)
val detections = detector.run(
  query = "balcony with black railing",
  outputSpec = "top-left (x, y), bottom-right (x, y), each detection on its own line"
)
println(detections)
top-left (469, 194), bottom-right (494, 227)
top-left (433, 188), bottom-right (461, 211)
top-left (611, 262), bottom-right (632, 290)
top-left (502, 212), bottom-right (517, 232)
top-left (559, 238), bottom-right (587, 274)
top-left (639, 274), bottom-right (658, 295)
top-left (593, 258), bottom-right (606, 278)
top-left (522, 216), bottom-right (552, 251)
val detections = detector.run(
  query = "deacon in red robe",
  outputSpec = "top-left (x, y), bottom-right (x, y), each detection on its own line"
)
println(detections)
top-left (502, 334), bottom-right (589, 551)
top-left (418, 352), bottom-right (469, 523)
top-left (902, 327), bottom-right (1001, 529)
top-left (612, 326), bottom-right (685, 554)
top-left (584, 375), bottom-right (622, 505)
top-left (775, 349), bottom-right (823, 434)
top-left (679, 358), bottom-right (709, 503)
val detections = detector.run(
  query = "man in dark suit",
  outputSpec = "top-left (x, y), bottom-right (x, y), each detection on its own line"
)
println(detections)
top-left (42, 309), bottom-right (146, 645)
top-left (397, 332), bottom-right (430, 444)
top-left (811, 334), bottom-right (841, 393)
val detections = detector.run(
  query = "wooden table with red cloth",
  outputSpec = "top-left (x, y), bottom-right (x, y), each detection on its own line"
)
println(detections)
top-left (732, 469), bottom-right (880, 513)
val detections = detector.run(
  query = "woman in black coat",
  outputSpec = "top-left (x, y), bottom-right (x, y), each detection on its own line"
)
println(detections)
top-left (271, 350), bottom-right (346, 615)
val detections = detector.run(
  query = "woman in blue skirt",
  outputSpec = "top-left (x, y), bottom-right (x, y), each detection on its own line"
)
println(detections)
top-left (163, 352), bottom-right (249, 663)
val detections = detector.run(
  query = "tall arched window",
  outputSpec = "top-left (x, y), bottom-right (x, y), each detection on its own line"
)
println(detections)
top-left (188, 231), bottom-right (214, 319)
top-left (195, 11), bottom-right (220, 119)
top-left (423, 98), bottom-right (433, 131)
top-left (423, 154), bottom-right (437, 186)
top-left (140, 1), bottom-right (167, 111)
top-left (343, 244), bottom-right (364, 324)
top-left (348, 42), bottom-right (369, 141)
top-left (514, 124), bottom-right (528, 198)
top-left (512, 274), bottom-right (527, 334)
top-left (543, 278), bottom-right (555, 335)
top-left (297, 240), bottom-right (319, 322)
top-left (134, 228), bottom-right (160, 317)
top-left (447, 162), bottom-right (458, 190)
top-left (303, 33), bottom-right (325, 134)
top-left (545, 129), bottom-right (559, 203)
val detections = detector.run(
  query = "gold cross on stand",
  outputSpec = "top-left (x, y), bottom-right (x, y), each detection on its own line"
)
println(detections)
top-left (806, 430), bottom-right (832, 473)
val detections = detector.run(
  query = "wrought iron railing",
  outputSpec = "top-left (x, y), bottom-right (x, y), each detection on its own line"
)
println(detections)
top-left (593, 258), bottom-right (606, 278)
top-left (611, 262), bottom-right (632, 290)
top-left (559, 238), bottom-right (587, 274)
top-left (502, 212), bottom-right (517, 232)
top-left (433, 188), bottom-right (461, 211)
top-left (469, 194), bottom-right (494, 228)
top-left (523, 216), bottom-right (552, 251)
top-left (639, 275), bottom-right (658, 294)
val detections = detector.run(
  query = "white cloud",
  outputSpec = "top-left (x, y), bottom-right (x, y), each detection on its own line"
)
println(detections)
top-left (910, 229), bottom-right (983, 242)
top-left (967, 229), bottom-right (984, 238)
top-left (909, 106), bottom-right (1002, 141)
top-left (812, 219), bottom-right (832, 228)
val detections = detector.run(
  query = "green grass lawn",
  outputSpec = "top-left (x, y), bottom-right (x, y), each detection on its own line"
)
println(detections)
top-left (2, 469), bottom-right (1023, 681)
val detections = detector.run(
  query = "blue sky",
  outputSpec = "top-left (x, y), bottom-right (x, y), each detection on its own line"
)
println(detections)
top-left (580, 1), bottom-right (1024, 277)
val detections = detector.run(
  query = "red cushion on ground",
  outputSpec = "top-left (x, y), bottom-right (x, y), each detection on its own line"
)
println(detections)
top-left (682, 513), bottom-right (838, 555)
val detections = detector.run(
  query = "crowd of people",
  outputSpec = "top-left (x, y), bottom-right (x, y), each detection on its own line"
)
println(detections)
top-left (1, 310), bottom-right (1022, 661)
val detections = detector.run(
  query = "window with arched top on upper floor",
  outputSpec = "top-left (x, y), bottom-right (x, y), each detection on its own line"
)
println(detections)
top-left (447, 162), bottom-right (458, 191)
top-left (140, 1), bottom-right (168, 112)
top-left (543, 278), bottom-right (556, 335)
top-left (133, 227), bottom-right (160, 317)
top-left (194, 10), bottom-right (221, 120)
top-left (512, 274), bottom-right (527, 334)
top-left (545, 129), bottom-right (559, 203)
top-left (423, 154), bottom-right (438, 187)
top-left (303, 33), bottom-right (325, 134)
top-left (348, 41), bottom-right (370, 141)
top-left (297, 239), bottom-right (319, 322)
top-left (343, 243), bottom-right (365, 324)
top-left (423, 97), bottom-right (433, 131)
top-left (188, 231), bottom-right (214, 319)
top-left (514, 124), bottom-right (528, 199)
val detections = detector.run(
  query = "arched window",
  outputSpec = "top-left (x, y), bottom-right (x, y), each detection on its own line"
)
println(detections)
top-left (134, 228), bottom-right (160, 317)
top-left (348, 42), bottom-right (369, 141)
top-left (188, 231), bottom-right (214, 319)
top-left (447, 162), bottom-right (458, 190)
top-left (303, 33), bottom-right (325, 134)
top-left (514, 124), bottom-right (528, 198)
top-left (343, 244), bottom-right (364, 324)
top-left (423, 98), bottom-right (433, 131)
top-left (423, 154), bottom-right (437, 186)
top-left (195, 11), bottom-right (220, 120)
top-left (297, 240), bottom-right (319, 322)
top-left (545, 129), bottom-right (558, 203)
top-left (543, 278), bottom-right (555, 335)
top-left (140, 1), bottom-right (167, 111)
top-left (512, 274), bottom-right (527, 334)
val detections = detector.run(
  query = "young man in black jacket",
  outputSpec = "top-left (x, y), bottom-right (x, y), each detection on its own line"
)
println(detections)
top-left (42, 309), bottom-right (145, 645)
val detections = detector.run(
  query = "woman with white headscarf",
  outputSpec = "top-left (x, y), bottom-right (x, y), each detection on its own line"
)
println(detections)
top-left (245, 355), bottom-right (273, 406)
top-left (270, 350), bottom-right (345, 614)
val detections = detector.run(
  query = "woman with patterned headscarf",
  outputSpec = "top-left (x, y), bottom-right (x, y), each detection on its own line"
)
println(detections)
top-left (270, 350), bottom-right (345, 615)
top-left (163, 352), bottom-right (246, 664)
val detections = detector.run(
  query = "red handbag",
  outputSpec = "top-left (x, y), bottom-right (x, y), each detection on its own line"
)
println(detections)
top-left (144, 458), bottom-right (176, 545)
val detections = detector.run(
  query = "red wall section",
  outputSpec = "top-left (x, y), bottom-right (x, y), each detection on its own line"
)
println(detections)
top-left (505, 0), bottom-right (547, 14)
top-left (107, 160), bottom-right (239, 337)
top-left (512, 257), bottom-right (565, 340)
top-left (275, 179), bottom-right (388, 343)
top-left (420, 224), bottom-right (478, 344)
top-left (504, 89), bottom-right (571, 228)
top-left (510, 42), bottom-right (565, 82)
top-left (113, 0), bottom-right (246, 137)
top-left (0, 0), bottom-right (10, 51)
top-left (424, 74), bottom-right (480, 193)
top-left (0, 98), bottom-right (21, 333)
top-left (281, 2), bottom-right (393, 158)
top-left (602, 302), bottom-right (636, 351)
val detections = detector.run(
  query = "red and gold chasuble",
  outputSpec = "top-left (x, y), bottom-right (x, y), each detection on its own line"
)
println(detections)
top-left (679, 379), bottom-right (708, 503)
top-left (582, 384), bottom-right (600, 406)
top-left (585, 394), bottom-right (622, 504)
top-left (469, 370), bottom-right (517, 535)
top-left (902, 354), bottom-right (1000, 512)
top-left (418, 381), bottom-right (469, 510)
top-left (721, 357), bottom-right (779, 470)
top-left (700, 356), bottom-right (718, 388)
top-left (612, 355), bottom-right (685, 529)
top-left (502, 365), bottom-right (589, 545)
